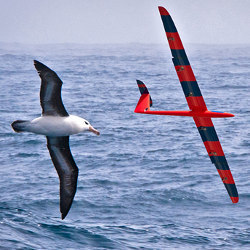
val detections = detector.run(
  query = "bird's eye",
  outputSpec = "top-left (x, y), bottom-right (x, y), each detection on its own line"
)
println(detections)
top-left (85, 121), bottom-right (89, 125)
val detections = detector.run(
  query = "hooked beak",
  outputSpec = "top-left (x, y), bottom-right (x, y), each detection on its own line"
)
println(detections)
top-left (89, 125), bottom-right (100, 136)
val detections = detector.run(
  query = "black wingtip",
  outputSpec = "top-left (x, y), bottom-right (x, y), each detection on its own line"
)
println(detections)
top-left (60, 200), bottom-right (74, 220)
top-left (59, 190), bottom-right (76, 220)
top-left (60, 206), bottom-right (71, 220)
top-left (33, 60), bottom-right (52, 73)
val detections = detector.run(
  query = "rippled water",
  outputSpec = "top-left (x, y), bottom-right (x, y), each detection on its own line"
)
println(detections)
top-left (0, 43), bottom-right (249, 249)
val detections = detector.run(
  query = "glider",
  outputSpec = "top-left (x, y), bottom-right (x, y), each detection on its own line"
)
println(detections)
top-left (134, 6), bottom-right (238, 203)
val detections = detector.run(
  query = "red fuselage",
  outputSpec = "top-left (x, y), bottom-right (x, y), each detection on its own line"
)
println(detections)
top-left (135, 110), bottom-right (234, 118)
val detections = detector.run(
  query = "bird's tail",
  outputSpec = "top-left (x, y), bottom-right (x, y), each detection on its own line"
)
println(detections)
top-left (11, 120), bottom-right (29, 133)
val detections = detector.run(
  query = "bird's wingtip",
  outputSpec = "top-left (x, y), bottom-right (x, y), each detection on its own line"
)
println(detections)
top-left (33, 60), bottom-right (51, 72)
top-left (60, 197), bottom-right (75, 220)
top-left (61, 213), bottom-right (66, 220)
top-left (33, 60), bottom-right (42, 67)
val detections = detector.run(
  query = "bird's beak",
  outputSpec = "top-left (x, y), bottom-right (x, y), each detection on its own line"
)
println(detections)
top-left (89, 126), bottom-right (100, 135)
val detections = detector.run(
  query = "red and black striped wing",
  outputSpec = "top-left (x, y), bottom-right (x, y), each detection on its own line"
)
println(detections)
top-left (158, 6), bottom-right (238, 203)
top-left (194, 117), bottom-right (238, 203)
top-left (158, 7), bottom-right (207, 112)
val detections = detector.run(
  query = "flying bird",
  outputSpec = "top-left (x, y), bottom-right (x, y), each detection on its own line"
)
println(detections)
top-left (134, 7), bottom-right (238, 203)
top-left (12, 60), bottom-right (100, 219)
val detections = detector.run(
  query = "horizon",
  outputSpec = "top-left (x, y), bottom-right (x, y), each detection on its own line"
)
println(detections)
top-left (1, 41), bottom-right (250, 46)
top-left (0, 0), bottom-right (250, 45)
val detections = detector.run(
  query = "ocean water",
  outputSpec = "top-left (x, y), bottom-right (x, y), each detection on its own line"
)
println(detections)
top-left (0, 43), bottom-right (249, 249)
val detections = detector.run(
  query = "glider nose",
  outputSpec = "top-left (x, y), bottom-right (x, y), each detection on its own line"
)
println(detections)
top-left (89, 125), bottom-right (100, 136)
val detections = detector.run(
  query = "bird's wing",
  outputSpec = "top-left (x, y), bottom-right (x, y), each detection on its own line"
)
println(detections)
top-left (46, 136), bottom-right (78, 219)
top-left (34, 60), bottom-right (69, 117)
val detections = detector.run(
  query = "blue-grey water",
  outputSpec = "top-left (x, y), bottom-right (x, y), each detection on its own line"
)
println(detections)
top-left (0, 43), bottom-right (249, 249)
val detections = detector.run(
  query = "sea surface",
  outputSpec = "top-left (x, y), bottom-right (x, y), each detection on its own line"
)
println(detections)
top-left (0, 43), bottom-right (249, 249)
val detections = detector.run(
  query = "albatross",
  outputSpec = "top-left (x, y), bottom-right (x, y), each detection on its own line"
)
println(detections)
top-left (11, 60), bottom-right (100, 219)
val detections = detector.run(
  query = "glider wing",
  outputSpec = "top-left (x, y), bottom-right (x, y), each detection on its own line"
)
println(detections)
top-left (158, 6), bottom-right (238, 203)
top-left (158, 7), bottom-right (207, 112)
top-left (194, 117), bottom-right (238, 203)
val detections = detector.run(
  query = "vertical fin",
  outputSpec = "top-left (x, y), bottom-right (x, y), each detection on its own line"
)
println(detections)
top-left (134, 80), bottom-right (152, 113)
top-left (136, 80), bottom-right (153, 107)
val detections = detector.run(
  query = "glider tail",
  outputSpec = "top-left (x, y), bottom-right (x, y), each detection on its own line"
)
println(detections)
top-left (134, 80), bottom-right (153, 113)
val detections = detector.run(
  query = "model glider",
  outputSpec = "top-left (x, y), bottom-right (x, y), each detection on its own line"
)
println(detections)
top-left (134, 6), bottom-right (238, 203)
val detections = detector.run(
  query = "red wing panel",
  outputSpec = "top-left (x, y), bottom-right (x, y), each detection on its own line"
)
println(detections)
top-left (193, 117), bottom-right (238, 203)
top-left (158, 6), bottom-right (207, 112)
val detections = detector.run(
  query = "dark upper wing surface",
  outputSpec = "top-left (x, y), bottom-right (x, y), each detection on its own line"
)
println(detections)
top-left (34, 60), bottom-right (69, 116)
top-left (46, 136), bottom-right (78, 219)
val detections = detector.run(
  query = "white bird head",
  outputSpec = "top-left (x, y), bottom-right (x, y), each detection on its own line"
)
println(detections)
top-left (83, 119), bottom-right (100, 135)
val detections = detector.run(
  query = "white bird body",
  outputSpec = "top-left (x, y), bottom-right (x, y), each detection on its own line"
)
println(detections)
top-left (27, 115), bottom-right (89, 136)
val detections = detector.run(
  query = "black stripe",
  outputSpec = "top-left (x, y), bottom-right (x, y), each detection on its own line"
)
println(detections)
top-left (224, 183), bottom-right (238, 198)
top-left (160, 15), bottom-right (177, 33)
top-left (210, 156), bottom-right (230, 170)
top-left (198, 126), bottom-right (219, 142)
top-left (137, 80), bottom-right (149, 94)
top-left (171, 49), bottom-right (190, 66)
top-left (139, 87), bottom-right (149, 94)
top-left (181, 81), bottom-right (202, 97)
